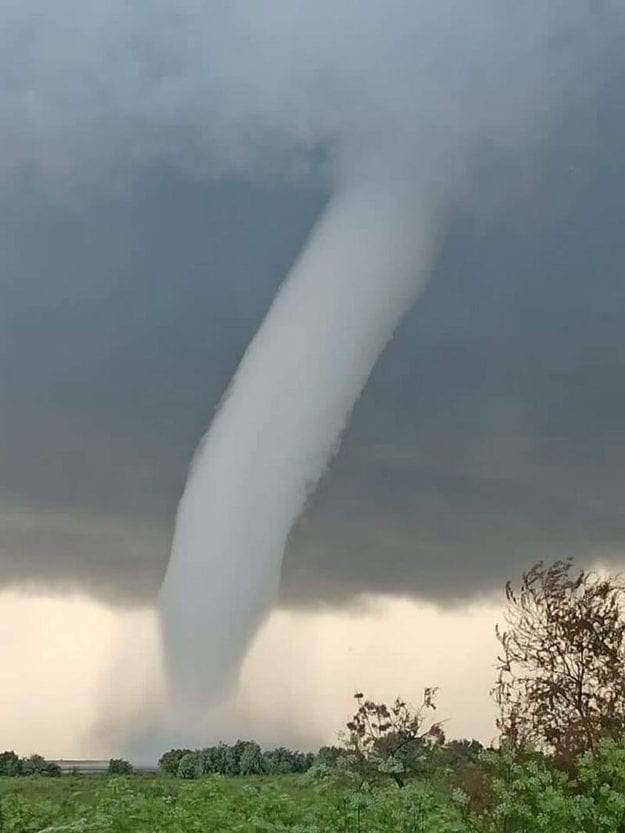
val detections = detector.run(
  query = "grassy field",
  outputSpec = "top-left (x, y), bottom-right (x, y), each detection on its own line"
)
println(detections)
top-left (0, 772), bottom-right (467, 832)
top-left (6, 742), bottom-right (625, 833)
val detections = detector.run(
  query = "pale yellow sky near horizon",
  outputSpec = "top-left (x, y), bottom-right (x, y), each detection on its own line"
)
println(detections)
top-left (0, 588), bottom-right (502, 759)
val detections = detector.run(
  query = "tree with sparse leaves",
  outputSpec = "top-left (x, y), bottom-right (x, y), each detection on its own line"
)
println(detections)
top-left (344, 689), bottom-right (444, 786)
top-left (494, 559), bottom-right (625, 766)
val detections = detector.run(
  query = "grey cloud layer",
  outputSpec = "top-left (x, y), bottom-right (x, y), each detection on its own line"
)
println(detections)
top-left (1, 1), bottom-right (616, 185)
top-left (1, 2), bottom-right (625, 605)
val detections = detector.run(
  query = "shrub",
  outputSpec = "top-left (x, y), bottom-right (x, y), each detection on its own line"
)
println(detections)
top-left (107, 758), bottom-right (134, 775)
top-left (494, 559), bottom-right (625, 767)
top-left (342, 689), bottom-right (444, 786)
top-left (22, 754), bottom-right (48, 776)
top-left (0, 750), bottom-right (22, 776)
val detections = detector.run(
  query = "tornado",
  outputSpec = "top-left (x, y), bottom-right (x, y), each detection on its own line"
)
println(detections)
top-left (159, 174), bottom-right (442, 711)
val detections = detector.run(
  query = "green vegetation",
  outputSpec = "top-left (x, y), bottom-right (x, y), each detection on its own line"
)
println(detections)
top-left (5, 744), bottom-right (625, 832)
top-left (158, 741), bottom-right (316, 778)
top-left (107, 759), bottom-right (134, 776)
top-left (0, 773), bottom-right (461, 832)
top-left (3, 560), bottom-right (625, 831)
top-left (0, 752), bottom-right (60, 778)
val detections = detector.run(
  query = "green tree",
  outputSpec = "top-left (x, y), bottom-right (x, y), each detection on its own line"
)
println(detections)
top-left (238, 742), bottom-right (264, 775)
top-left (158, 748), bottom-right (192, 775)
top-left (107, 758), bottom-right (134, 775)
top-left (221, 741), bottom-right (247, 776)
top-left (315, 745), bottom-right (342, 768)
top-left (177, 752), bottom-right (201, 779)
top-left (199, 745), bottom-right (221, 774)
top-left (0, 750), bottom-right (21, 776)
top-left (22, 754), bottom-right (49, 776)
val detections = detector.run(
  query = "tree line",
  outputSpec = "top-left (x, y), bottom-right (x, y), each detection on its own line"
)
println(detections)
top-left (0, 752), bottom-right (60, 777)
top-left (158, 742), bottom-right (340, 778)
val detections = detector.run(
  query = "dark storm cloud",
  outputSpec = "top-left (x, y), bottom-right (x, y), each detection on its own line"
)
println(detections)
top-left (2, 2), bottom-right (625, 605)
top-left (5, 99), bottom-right (625, 606)
top-left (0, 172), bottom-right (325, 601)
top-left (282, 84), bottom-right (625, 604)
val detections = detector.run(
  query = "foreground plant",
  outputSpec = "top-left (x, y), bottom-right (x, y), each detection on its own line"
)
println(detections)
top-left (494, 559), bottom-right (625, 767)
top-left (341, 688), bottom-right (445, 787)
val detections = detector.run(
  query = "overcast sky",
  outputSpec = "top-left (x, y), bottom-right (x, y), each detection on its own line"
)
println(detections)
top-left (2, 0), bottom-right (625, 754)
top-left (0, 588), bottom-right (501, 757)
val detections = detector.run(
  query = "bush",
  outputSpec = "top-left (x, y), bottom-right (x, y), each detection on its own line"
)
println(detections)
top-left (0, 750), bottom-right (22, 776)
top-left (107, 758), bottom-right (134, 775)
top-left (0, 751), bottom-right (60, 777)
top-left (22, 754), bottom-right (48, 776)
